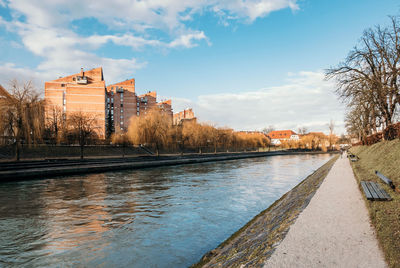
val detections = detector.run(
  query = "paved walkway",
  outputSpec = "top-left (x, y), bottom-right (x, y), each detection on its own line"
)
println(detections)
top-left (264, 154), bottom-right (387, 268)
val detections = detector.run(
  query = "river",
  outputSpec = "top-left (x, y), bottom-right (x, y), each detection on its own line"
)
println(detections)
top-left (0, 154), bottom-right (333, 267)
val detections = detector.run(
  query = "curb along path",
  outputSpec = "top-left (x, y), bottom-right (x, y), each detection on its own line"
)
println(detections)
top-left (264, 153), bottom-right (387, 267)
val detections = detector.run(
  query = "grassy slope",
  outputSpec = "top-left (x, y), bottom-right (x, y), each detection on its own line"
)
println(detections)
top-left (350, 139), bottom-right (400, 268)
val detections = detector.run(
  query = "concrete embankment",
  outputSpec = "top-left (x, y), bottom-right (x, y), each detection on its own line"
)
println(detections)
top-left (0, 151), bottom-right (332, 181)
top-left (192, 155), bottom-right (338, 268)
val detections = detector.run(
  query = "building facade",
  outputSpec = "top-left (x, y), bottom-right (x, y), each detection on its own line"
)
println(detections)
top-left (45, 67), bottom-right (173, 139)
top-left (45, 67), bottom-right (106, 138)
top-left (173, 108), bottom-right (196, 125)
top-left (267, 130), bottom-right (299, 145)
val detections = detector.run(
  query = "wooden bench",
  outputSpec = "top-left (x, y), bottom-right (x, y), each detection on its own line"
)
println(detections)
top-left (375, 170), bottom-right (395, 190)
top-left (348, 154), bottom-right (359, 162)
top-left (360, 181), bottom-right (392, 201)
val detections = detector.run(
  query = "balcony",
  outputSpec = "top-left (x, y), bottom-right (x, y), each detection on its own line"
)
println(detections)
top-left (76, 76), bottom-right (88, 84)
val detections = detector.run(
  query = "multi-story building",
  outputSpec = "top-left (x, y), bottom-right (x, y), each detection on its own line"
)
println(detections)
top-left (105, 79), bottom-right (136, 133)
top-left (45, 67), bottom-right (106, 138)
top-left (45, 67), bottom-right (173, 138)
top-left (173, 108), bottom-right (196, 125)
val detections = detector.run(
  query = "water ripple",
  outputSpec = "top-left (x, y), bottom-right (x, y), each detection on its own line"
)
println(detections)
top-left (0, 154), bottom-right (333, 267)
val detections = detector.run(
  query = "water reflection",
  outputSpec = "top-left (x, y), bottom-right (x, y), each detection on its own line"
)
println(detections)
top-left (0, 154), bottom-right (332, 267)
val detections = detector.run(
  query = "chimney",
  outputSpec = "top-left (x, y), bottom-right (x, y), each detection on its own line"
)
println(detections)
top-left (80, 67), bottom-right (84, 76)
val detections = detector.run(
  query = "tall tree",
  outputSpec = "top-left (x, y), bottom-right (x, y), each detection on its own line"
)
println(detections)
top-left (0, 80), bottom-right (44, 160)
top-left (68, 111), bottom-right (99, 159)
top-left (326, 16), bottom-right (400, 139)
top-left (127, 108), bottom-right (171, 156)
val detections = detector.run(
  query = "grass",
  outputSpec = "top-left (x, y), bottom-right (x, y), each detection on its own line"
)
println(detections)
top-left (350, 139), bottom-right (400, 268)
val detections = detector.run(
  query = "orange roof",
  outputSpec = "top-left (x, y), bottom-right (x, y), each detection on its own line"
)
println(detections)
top-left (158, 99), bottom-right (171, 105)
top-left (49, 67), bottom-right (104, 83)
top-left (267, 130), bottom-right (297, 139)
top-left (139, 91), bottom-right (157, 98)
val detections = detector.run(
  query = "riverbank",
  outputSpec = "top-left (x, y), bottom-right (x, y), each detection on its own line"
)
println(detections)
top-left (192, 155), bottom-right (338, 267)
top-left (0, 151), bottom-right (334, 181)
top-left (264, 151), bottom-right (386, 267)
top-left (350, 139), bottom-right (400, 268)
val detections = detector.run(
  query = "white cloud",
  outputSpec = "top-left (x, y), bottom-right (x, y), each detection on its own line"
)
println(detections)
top-left (172, 71), bottom-right (345, 134)
top-left (0, 0), bottom-right (300, 96)
top-left (0, 63), bottom-right (51, 94)
top-left (168, 31), bottom-right (210, 48)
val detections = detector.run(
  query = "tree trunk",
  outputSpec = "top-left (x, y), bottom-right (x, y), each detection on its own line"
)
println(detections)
top-left (15, 140), bottom-right (20, 161)
top-left (80, 144), bottom-right (84, 159)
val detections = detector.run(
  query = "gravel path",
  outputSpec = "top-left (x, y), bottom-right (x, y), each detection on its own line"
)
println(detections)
top-left (264, 153), bottom-right (387, 268)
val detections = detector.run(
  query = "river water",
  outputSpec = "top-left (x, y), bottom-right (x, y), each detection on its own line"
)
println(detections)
top-left (0, 154), bottom-right (333, 267)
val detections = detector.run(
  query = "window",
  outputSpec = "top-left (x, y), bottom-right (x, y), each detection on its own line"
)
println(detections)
top-left (111, 110), bottom-right (113, 115)
top-left (121, 121), bottom-right (124, 125)
top-left (107, 98), bottom-right (110, 103)
top-left (111, 116), bottom-right (114, 120)
top-left (111, 98), bottom-right (114, 103)
top-left (120, 103), bottom-right (123, 107)
top-left (111, 91), bottom-right (114, 95)
top-left (137, 111), bottom-right (139, 115)
top-left (121, 115), bottom-right (123, 119)
top-left (121, 109), bottom-right (123, 113)
top-left (137, 107), bottom-right (139, 111)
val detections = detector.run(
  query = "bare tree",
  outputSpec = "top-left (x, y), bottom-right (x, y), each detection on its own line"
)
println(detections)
top-left (127, 108), bottom-right (170, 156)
top-left (45, 105), bottom-right (65, 144)
top-left (326, 16), bottom-right (400, 139)
top-left (297, 126), bottom-right (308, 135)
top-left (111, 131), bottom-right (131, 158)
top-left (328, 120), bottom-right (335, 150)
top-left (0, 80), bottom-right (44, 160)
top-left (262, 125), bottom-right (275, 134)
top-left (68, 111), bottom-right (99, 159)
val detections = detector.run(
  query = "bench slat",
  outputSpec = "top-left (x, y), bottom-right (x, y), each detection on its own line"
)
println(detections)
top-left (360, 181), bottom-right (374, 200)
top-left (368, 182), bottom-right (386, 200)
top-left (360, 181), bottom-right (392, 201)
top-left (370, 182), bottom-right (392, 200)
top-left (365, 182), bottom-right (380, 200)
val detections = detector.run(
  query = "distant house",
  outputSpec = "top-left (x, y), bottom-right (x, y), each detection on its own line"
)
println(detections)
top-left (267, 130), bottom-right (299, 145)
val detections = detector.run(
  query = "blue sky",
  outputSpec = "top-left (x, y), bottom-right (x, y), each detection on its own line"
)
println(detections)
top-left (0, 0), bottom-right (399, 134)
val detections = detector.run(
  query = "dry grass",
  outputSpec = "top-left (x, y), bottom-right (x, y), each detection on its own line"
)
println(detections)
top-left (350, 139), bottom-right (400, 268)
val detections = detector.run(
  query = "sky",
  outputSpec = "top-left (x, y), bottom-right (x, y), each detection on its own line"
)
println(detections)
top-left (0, 0), bottom-right (399, 134)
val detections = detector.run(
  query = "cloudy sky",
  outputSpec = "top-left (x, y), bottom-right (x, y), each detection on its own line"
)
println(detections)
top-left (0, 0), bottom-right (399, 134)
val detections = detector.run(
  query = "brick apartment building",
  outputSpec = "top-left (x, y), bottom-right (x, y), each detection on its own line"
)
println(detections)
top-left (45, 67), bottom-right (106, 138)
top-left (173, 108), bottom-right (196, 125)
top-left (45, 67), bottom-right (173, 139)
